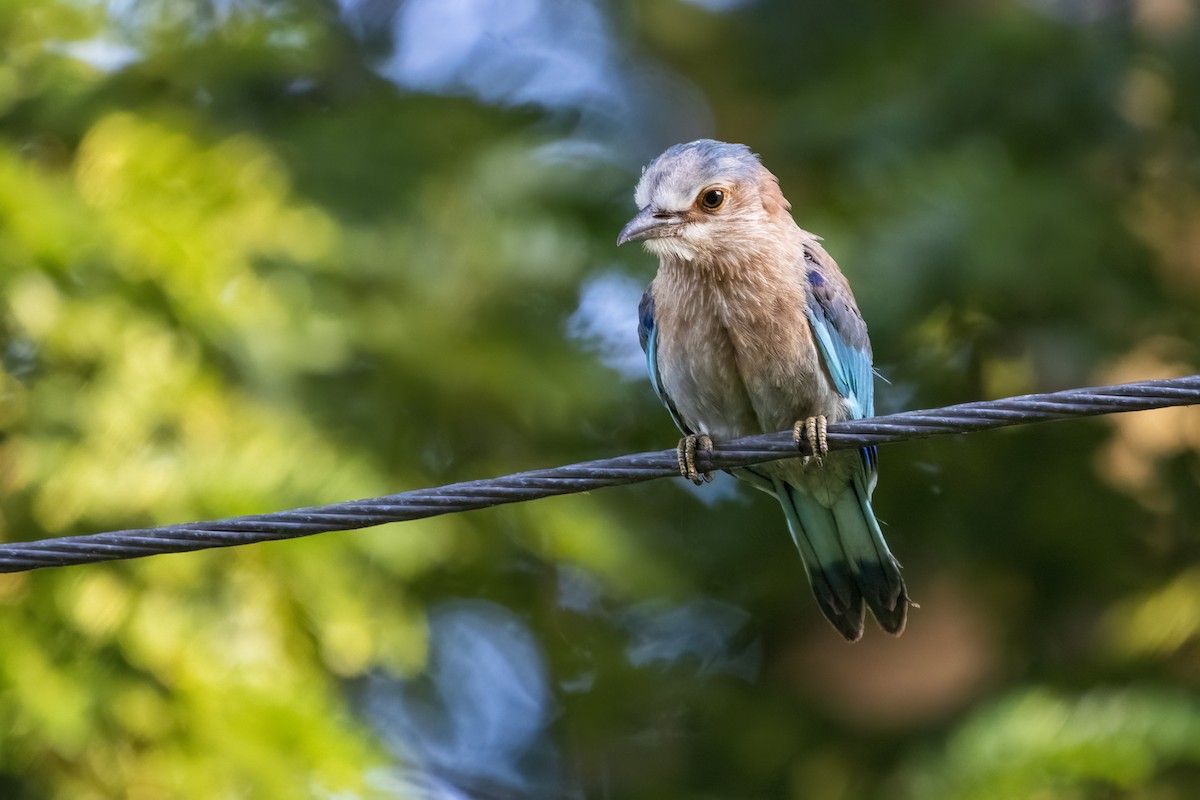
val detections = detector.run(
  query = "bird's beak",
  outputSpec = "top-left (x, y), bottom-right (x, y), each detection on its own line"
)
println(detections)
top-left (616, 208), bottom-right (682, 247)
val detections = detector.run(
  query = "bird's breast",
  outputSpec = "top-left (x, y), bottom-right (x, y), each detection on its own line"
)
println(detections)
top-left (652, 263), bottom-right (843, 438)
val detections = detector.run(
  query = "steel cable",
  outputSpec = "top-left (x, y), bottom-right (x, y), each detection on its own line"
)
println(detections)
top-left (2, 375), bottom-right (1198, 573)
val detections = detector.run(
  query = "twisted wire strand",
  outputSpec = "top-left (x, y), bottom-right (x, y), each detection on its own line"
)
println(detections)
top-left (2, 375), bottom-right (1198, 573)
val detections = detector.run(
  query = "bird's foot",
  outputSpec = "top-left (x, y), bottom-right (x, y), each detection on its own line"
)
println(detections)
top-left (677, 434), bottom-right (714, 485)
top-left (792, 415), bottom-right (828, 464)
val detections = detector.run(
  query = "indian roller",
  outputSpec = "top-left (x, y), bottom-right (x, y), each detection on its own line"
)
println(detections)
top-left (617, 140), bottom-right (910, 641)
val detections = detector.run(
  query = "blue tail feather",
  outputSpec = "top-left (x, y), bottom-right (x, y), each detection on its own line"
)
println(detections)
top-left (774, 475), bottom-right (908, 640)
top-left (773, 478), bottom-right (866, 641)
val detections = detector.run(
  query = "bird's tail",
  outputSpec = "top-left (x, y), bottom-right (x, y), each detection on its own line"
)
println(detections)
top-left (772, 475), bottom-right (909, 641)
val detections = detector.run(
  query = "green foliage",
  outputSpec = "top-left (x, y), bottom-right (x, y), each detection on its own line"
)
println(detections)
top-left (2, 0), bottom-right (1199, 797)
top-left (911, 688), bottom-right (1200, 799)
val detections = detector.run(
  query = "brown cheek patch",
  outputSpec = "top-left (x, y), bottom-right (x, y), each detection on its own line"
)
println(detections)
top-left (759, 176), bottom-right (792, 216)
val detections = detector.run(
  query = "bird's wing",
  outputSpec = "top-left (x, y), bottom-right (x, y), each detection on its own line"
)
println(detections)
top-left (790, 251), bottom-right (904, 636)
top-left (639, 288), bottom-right (692, 435)
top-left (801, 248), bottom-right (874, 420)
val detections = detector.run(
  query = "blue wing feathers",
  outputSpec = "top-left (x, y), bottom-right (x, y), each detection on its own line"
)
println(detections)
top-left (637, 289), bottom-right (655, 354)
top-left (802, 248), bottom-right (874, 421)
top-left (802, 251), bottom-right (878, 491)
top-left (639, 288), bottom-right (691, 435)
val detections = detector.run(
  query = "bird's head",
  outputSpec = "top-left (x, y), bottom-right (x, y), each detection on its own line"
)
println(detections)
top-left (616, 139), bottom-right (793, 263)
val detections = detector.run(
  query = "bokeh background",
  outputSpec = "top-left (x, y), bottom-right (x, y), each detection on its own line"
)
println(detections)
top-left (2, 0), bottom-right (1200, 797)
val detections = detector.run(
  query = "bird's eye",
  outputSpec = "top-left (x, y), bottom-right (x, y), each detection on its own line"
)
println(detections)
top-left (699, 188), bottom-right (726, 211)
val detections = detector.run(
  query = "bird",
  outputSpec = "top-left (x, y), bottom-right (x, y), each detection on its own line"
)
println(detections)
top-left (616, 139), bottom-right (910, 641)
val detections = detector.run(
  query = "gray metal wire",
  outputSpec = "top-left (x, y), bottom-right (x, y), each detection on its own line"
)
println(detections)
top-left (2, 375), bottom-right (1198, 573)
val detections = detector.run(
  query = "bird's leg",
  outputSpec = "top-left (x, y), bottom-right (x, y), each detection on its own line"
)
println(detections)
top-left (792, 415), bottom-right (828, 464)
top-left (676, 434), bottom-right (714, 485)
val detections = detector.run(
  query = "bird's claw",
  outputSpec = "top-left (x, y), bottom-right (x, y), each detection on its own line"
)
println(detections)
top-left (677, 434), bottom-right (714, 485)
top-left (792, 415), bottom-right (828, 464)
